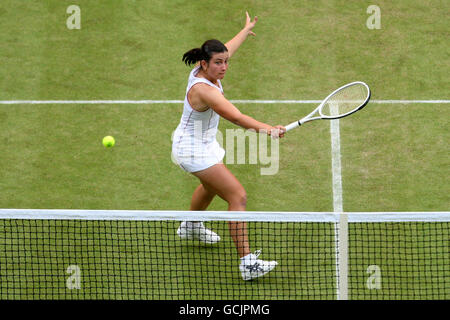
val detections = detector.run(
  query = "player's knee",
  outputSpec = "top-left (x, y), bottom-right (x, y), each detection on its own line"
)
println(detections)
top-left (229, 191), bottom-right (247, 208)
top-left (239, 192), bottom-right (247, 208)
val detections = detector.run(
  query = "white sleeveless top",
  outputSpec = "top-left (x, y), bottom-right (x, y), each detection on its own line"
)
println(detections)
top-left (172, 66), bottom-right (225, 172)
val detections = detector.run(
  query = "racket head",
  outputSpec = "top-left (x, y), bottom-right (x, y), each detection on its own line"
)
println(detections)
top-left (319, 81), bottom-right (371, 119)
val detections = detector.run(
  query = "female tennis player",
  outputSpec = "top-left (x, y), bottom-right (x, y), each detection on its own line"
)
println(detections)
top-left (172, 12), bottom-right (285, 280)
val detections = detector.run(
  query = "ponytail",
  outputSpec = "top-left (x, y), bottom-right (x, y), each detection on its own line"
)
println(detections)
top-left (182, 48), bottom-right (204, 66)
top-left (182, 39), bottom-right (228, 66)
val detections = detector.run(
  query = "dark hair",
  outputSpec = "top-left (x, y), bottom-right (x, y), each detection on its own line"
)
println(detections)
top-left (182, 39), bottom-right (228, 66)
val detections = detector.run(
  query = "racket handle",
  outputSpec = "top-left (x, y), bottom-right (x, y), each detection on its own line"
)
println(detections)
top-left (285, 121), bottom-right (301, 132)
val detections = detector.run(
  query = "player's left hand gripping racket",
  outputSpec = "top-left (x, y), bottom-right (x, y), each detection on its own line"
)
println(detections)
top-left (285, 81), bottom-right (371, 132)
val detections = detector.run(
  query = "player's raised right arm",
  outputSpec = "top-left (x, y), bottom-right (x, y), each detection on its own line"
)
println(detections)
top-left (225, 12), bottom-right (258, 58)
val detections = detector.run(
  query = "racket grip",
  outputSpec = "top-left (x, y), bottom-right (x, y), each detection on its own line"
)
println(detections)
top-left (285, 121), bottom-right (301, 132)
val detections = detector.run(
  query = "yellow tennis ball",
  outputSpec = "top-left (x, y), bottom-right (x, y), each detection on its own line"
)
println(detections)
top-left (102, 136), bottom-right (115, 148)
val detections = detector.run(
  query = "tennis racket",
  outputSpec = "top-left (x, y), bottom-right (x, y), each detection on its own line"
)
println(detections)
top-left (285, 81), bottom-right (371, 131)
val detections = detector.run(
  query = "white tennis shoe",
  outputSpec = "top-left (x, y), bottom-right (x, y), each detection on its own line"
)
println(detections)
top-left (177, 221), bottom-right (221, 244)
top-left (239, 250), bottom-right (278, 281)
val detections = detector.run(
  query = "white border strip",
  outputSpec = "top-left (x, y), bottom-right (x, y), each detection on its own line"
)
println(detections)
top-left (0, 100), bottom-right (449, 105)
top-left (0, 209), bottom-right (448, 222)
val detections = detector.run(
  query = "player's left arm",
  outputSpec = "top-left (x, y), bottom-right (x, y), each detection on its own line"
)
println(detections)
top-left (225, 11), bottom-right (258, 58)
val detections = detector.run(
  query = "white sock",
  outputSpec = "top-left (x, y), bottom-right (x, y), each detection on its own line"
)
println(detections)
top-left (185, 221), bottom-right (203, 229)
top-left (240, 253), bottom-right (256, 264)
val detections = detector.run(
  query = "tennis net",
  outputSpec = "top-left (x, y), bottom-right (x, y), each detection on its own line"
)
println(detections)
top-left (0, 209), bottom-right (448, 300)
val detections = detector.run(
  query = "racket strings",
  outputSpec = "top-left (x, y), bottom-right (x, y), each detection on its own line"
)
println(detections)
top-left (321, 84), bottom-right (368, 117)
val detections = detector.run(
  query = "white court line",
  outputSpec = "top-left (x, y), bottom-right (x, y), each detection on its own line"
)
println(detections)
top-left (330, 119), bottom-right (343, 212)
top-left (0, 99), bottom-right (449, 104)
top-left (329, 103), bottom-right (348, 301)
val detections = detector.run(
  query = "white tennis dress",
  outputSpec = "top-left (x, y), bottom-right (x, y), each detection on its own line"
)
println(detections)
top-left (172, 66), bottom-right (225, 173)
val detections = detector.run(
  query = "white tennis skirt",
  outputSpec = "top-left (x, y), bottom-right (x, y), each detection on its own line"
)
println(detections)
top-left (172, 140), bottom-right (225, 173)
